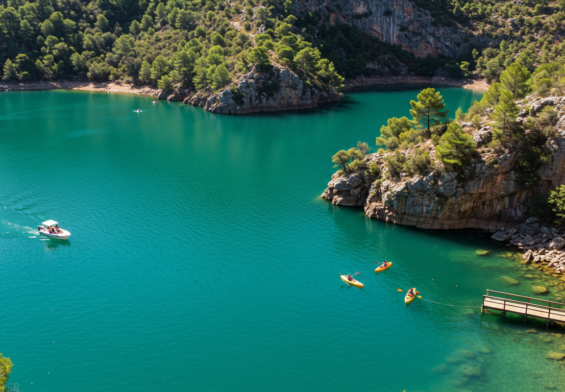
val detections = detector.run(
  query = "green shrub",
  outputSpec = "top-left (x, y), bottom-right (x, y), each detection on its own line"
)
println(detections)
top-left (548, 185), bottom-right (565, 223)
top-left (404, 148), bottom-right (432, 176)
top-left (435, 122), bottom-right (477, 169)
top-left (385, 151), bottom-right (406, 178)
top-left (368, 161), bottom-right (381, 177)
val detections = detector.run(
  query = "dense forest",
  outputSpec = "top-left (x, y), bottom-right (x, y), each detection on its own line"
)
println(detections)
top-left (0, 0), bottom-right (347, 91)
top-left (2, 0), bottom-right (565, 90)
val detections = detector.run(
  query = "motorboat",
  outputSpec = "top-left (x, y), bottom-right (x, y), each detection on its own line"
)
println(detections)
top-left (38, 220), bottom-right (71, 240)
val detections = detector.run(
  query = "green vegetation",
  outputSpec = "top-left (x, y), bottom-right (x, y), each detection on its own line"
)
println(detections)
top-left (0, 354), bottom-right (13, 392)
top-left (549, 185), bottom-right (565, 223)
top-left (410, 88), bottom-right (449, 134)
top-left (529, 185), bottom-right (565, 224)
top-left (330, 60), bottom-right (563, 186)
top-left (0, 0), bottom-right (344, 92)
top-left (435, 122), bottom-right (476, 169)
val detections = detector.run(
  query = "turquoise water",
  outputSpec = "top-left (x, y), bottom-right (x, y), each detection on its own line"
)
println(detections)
top-left (1, 87), bottom-right (565, 391)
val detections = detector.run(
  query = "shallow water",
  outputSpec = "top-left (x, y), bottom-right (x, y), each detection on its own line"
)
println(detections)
top-left (1, 87), bottom-right (564, 391)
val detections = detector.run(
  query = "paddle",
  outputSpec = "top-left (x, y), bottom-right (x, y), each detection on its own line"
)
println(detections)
top-left (397, 289), bottom-right (403, 292)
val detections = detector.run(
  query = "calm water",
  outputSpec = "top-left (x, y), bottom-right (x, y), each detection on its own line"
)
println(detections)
top-left (1, 87), bottom-right (565, 391)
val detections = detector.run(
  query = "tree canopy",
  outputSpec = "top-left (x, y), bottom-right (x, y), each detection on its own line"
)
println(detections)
top-left (409, 88), bottom-right (449, 134)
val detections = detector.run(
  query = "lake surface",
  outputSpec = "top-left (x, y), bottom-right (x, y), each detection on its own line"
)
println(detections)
top-left (1, 87), bottom-right (565, 391)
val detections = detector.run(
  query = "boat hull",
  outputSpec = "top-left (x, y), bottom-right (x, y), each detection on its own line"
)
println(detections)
top-left (375, 262), bottom-right (392, 273)
top-left (405, 288), bottom-right (417, 305)
top-left (340, 274), bottom-right (363, 288)
top-left (39, 230), bottom-right (71, 240)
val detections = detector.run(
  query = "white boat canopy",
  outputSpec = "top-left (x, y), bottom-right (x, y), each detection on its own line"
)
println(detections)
top-left (42, 220), bottom-right (58, 226)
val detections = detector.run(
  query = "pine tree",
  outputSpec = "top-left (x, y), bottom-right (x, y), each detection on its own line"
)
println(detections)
top-left (211, 64), bottom-right (231, 90)
top-left (492, 90), bottom-right (519, 135)
top-left (436, 122), bottom-right (476, 168)
top-left (2, 59), bottom-right (17, 81)
top-left (139, 60), bottom-right (152, 83)
top-left (157, 75), bottom-right (174, 90)
top-left (248, 47), bottom-right (270, 68)
top-left (500, 62), bottom-right (531, 98)
top-left (409, 88), bottom-right (448, 134)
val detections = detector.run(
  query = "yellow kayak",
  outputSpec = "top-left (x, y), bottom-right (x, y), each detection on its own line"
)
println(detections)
top-left (405, 288), bottom-right (417, 305)
top-left (375, 262), bottom-right (392, 273)
top-left (341, 274), bottom-right (363, 288)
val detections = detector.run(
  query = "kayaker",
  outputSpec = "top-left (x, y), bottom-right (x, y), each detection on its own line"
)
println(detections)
top-left (380, 261), bottom-right (388, 268)
top-left (347, 274), bottom-right (353, 281)
top-left (407, 288), bottom-right (415, 297)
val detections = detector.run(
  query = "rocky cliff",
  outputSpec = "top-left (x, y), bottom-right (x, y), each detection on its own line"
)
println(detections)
top-left (294, 0), bottom-right (489, 58)
top-left (184, 64), bottom-right (340, 114)
top-left (322, 96), bottom-right (565, 230)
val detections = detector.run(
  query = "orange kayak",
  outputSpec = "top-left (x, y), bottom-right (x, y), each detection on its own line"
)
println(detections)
top-left (340, 274), bottom-right (363, 288)
top-left (375, 262), bottom-right (392, 273)
top-left (405, 288), bottom-right (417, 305)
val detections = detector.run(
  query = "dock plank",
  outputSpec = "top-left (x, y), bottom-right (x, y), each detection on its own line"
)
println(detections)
top-left (483, 294), bottom-right (565, 323)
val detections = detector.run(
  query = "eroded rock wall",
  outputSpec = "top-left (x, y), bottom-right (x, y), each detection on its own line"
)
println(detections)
top-left (322, 96), bottom-right (565, 230)
top-left (184, 65), bottom-right (340, 114)
top-left (295, 0), bottom-right (492, 58)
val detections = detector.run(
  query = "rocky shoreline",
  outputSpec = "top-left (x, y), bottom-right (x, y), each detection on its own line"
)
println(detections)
top-left (0, 74), bottom-right (488, 113)
top-left (490, 223), bottom-right (565, 277)
top-left (343, 75), bottom-right (489, 91)
top-left (322, 94), bottom-right (565, 278)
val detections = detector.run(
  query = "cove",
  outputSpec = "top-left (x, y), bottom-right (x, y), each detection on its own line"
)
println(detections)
top-left (1, 87), bottom-right (565, 391)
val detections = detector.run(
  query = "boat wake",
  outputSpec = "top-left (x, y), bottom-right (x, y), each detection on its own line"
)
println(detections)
top-left (1, 221), bottom-right (38, 238)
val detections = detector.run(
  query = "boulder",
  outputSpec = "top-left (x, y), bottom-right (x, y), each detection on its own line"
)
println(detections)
top-left (531, 286), bottom-right (549, 295)
top-left (530, 97), bottom-right (559, 114)
top-left (523, 235), bottom-right (536, 246)
top-left (492, 231), bottom-right (510, 242)
top-left (520, 224), bottom-right (532, 236)
top-left (501, 276), bottom-right (520, 285)
top-left (523, 250), bottom-right (534, 262)
top-left (549, 237), bottom-right (565, 250)
top-left (473, 127), bottom-right (493, 147)
top-left (546, 351), bottom-right (565, 360)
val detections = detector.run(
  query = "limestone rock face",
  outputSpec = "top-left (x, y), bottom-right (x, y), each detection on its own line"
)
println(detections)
top-left (186, 65), bottom-right (340, 114)
top-left (294, 0), bottom-right (492, 58)
top-left (322, 124), bottom-right (565, 230)
top-left (322, 173), bottom-right (369, 207)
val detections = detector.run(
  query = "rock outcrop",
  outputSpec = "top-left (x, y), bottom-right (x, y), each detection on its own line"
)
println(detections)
top-left (322, 96), bottom-right (565, 230)
top-left (185, 65), bottom-right (340, 114)
top-left (294, 0), bottom-right (493, 58)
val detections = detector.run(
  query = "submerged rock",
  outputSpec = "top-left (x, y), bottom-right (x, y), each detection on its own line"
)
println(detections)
top-left (500, 276), bottom-right (520, 285)
top-left (460, 364), bottom-right (482, 377)
top-left (476, 250), bottom-right (490, 256)
top-left (431, 363), bottom-right (448, 374)
top-left (546, 351), bottom-right (565, 360)
top-left (531, 286), bottom-right (549, 295)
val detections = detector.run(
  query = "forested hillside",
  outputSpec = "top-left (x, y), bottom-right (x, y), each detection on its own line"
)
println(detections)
top-left (0, 0), bottom-right (345, 91)
top-left (2, 0), bottom-right (565, 90)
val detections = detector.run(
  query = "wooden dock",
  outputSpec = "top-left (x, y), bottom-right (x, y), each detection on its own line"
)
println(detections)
top-left (482, 290), bottom-right (565, 327)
